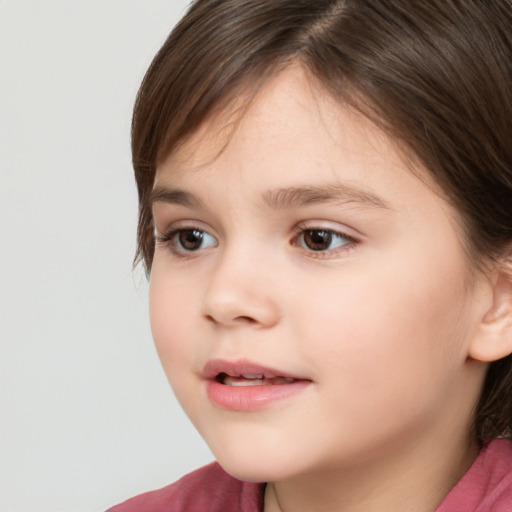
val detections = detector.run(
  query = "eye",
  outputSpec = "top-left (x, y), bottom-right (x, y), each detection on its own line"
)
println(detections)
top-left (158, 228), bottom-right (217, 254)
top-left (175, 229), bottom-right (217, 252)
top-left (296, 229), bottom-right (352, 252)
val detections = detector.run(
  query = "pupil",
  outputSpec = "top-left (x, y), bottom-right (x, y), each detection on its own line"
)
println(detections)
top-left (305, 230), bottom-right (331, 251)
top-left (179, 230), bottom-right (203, 250)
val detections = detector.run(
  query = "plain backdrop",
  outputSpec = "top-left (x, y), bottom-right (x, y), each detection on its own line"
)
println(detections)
top-left (0, 2), bottom-right (214, 511)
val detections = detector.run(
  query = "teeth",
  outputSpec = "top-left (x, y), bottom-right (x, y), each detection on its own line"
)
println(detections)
top-left (222, 375), bottom-right (297, 386)
top-left (242, 374), bottom-right (263, 379)
top-left (225, 377), bottom-right (265, 387)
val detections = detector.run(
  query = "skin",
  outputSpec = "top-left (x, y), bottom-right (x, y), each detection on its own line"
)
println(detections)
top-left (149, 66), bottom-right (497, 511)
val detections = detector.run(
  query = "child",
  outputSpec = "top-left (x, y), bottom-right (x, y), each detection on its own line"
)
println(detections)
top-left (109, 0), bottom-right (512, 510)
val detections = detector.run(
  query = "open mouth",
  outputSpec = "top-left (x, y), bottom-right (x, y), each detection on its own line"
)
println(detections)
top-left (216, 372), bottom-right (298, 387)
top-left (203, 359), bottom-right (311, 411)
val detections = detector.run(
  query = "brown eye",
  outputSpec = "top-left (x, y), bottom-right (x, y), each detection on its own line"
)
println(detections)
top-left (175, 229), bottom-right (216, 252)
top-left (298, 229), bottom-right (350, 252)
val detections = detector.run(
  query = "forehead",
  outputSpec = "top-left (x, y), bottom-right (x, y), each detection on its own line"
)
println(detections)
top-left (156, 66), bottom-right (403, 183)
top-left (154, 64), bottom-right (445, 216)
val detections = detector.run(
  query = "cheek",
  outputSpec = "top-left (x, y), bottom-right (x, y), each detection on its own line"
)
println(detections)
top-left (149, 271), bottom-right (212, 427)
top-left (294, 246), bottom-right (471, 415)
top-left (149, 267), bottom-right (199, 385)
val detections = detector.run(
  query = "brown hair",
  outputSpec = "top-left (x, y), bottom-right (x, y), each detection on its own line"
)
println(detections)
top-left (131, 0), bottom-right (512, 440)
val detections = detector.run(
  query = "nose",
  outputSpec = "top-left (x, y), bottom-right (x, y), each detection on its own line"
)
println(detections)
top-left (201, 247), bottom-right (281, 328)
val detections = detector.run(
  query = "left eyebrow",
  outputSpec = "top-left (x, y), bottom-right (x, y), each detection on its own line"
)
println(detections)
top-left (262, 184), bottom-right (390, 210)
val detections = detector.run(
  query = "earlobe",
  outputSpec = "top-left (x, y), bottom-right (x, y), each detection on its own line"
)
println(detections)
top-left (469, 256), bottom-right (512, 363)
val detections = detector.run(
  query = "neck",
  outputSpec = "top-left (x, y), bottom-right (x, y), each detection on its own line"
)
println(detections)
top-left (264, 426), bottom-right (479, 512)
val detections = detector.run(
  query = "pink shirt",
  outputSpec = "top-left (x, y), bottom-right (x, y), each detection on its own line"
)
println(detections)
top-left (108, 439), bottom-right (512, 511)
top-left (436, 438), bottom-right (512, 511)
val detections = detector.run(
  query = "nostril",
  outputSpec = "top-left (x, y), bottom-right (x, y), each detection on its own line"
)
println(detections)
top-left (205, 314), bottom-right (256, 324)
top-left (235, 315), bottom-right (257, 324)
top-left (205, 313), bottom-right (256, 324)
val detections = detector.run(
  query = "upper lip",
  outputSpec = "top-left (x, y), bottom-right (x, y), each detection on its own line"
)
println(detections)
top-left (202, 358), bottom-right (309, 381)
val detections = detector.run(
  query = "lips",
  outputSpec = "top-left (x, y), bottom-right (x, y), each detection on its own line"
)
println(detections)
top-left (202, 359), bottom-right (311, 411)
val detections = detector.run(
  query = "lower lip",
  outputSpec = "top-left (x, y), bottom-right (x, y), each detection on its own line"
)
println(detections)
top-left (206, 380), bottom-right (311, 412)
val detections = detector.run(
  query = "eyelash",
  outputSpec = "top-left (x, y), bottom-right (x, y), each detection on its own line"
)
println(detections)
top-left (155, 226), bottom-right (358, 258)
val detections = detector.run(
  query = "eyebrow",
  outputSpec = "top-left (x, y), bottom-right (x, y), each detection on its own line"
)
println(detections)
top-left (150, 186), bottom-right (203, 208)
top-left (150, 183), bottom-right (390, 210)
top-left (262, 184), bottom-right (390, 210)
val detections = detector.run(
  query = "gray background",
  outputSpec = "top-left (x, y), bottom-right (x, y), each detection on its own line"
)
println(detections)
top-left (1, 2), bottom-right (213, 511)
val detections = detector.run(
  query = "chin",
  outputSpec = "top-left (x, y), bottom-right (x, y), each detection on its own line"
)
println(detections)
top-left (215, 455), bottom-right (291, 483)
top-left (205, 432), bottom-right (306, 483)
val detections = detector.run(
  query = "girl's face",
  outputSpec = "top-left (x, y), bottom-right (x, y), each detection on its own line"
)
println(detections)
top-left (150, 66), bottom-right (487, 482)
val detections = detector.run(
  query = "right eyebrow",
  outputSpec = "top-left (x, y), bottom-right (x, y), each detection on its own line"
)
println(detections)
top-left (150, 185), bottom-right (204, 209)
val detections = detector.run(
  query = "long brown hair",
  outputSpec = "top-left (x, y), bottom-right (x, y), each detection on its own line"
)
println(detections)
top-left (131, 0), bottom-right (512, 440)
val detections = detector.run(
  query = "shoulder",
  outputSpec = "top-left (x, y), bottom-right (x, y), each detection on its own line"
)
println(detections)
top-left (106, 462), bottom-right (264, 512)
top-left (437, 438), bottom-right (512, 512)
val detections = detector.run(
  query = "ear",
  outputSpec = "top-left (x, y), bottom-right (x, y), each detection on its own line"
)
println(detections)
top-left (469, 251), bottom-right (512, 363)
